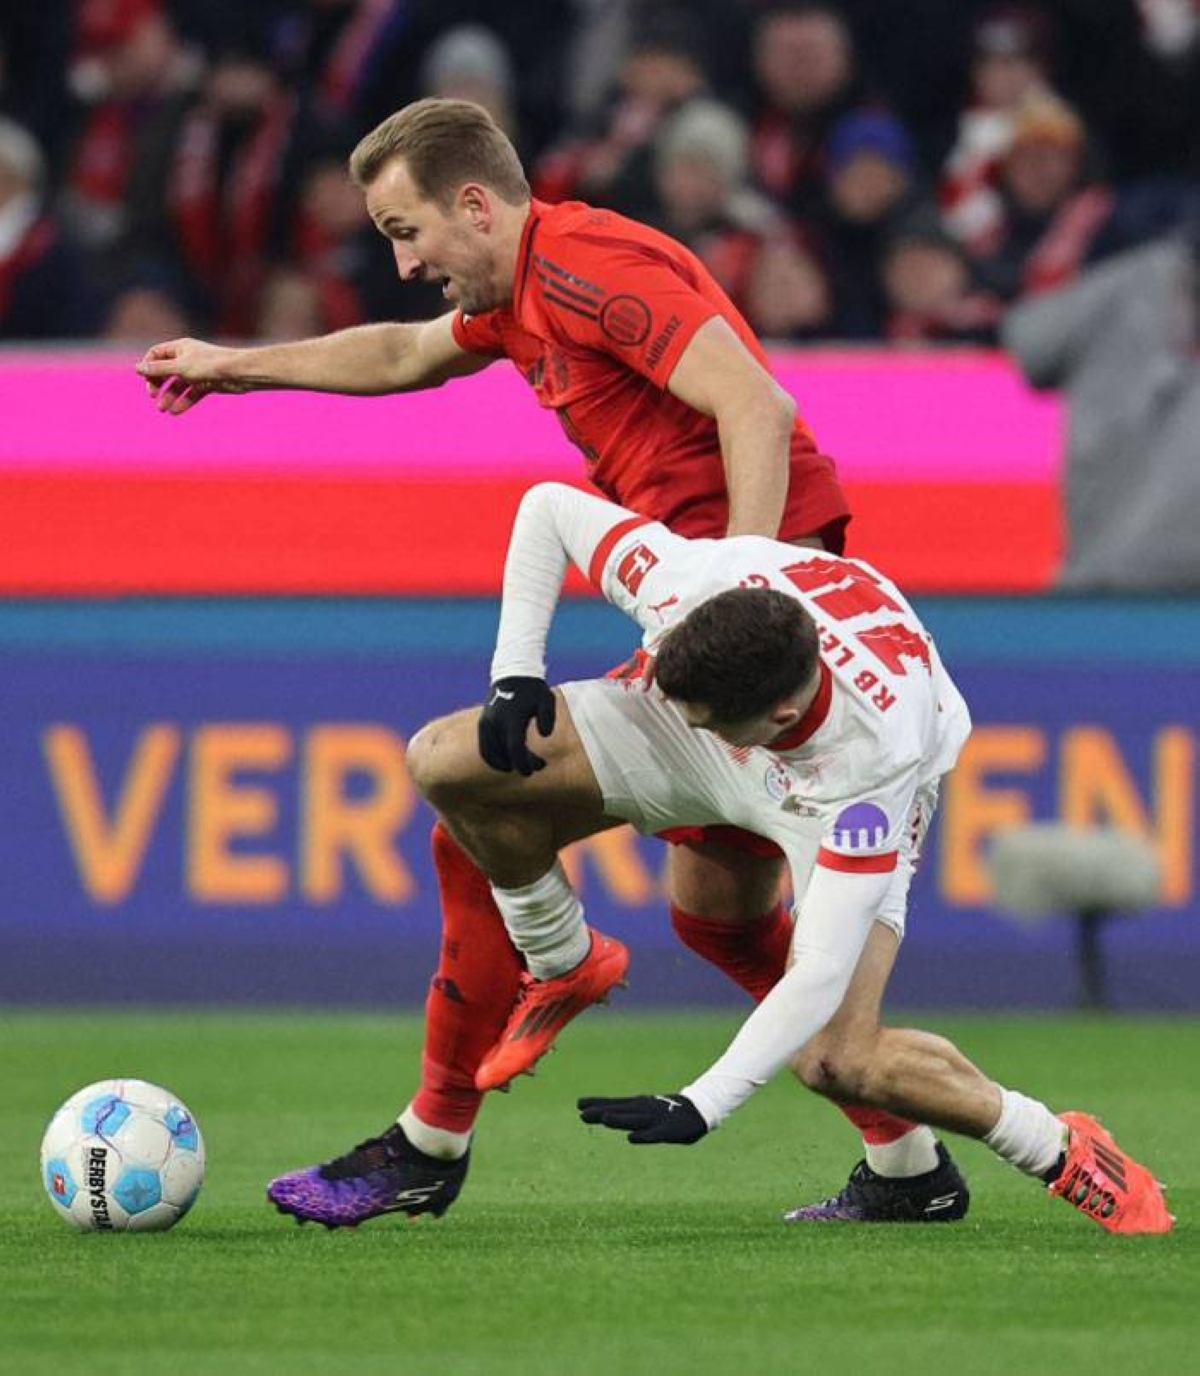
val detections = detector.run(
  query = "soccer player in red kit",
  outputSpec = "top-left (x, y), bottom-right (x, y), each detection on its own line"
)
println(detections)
top-left (138, 98), bottom-right (967, 1228)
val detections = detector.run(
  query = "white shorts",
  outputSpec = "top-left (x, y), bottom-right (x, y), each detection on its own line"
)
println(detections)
top-left (561, 677), bottom-right (937, 940)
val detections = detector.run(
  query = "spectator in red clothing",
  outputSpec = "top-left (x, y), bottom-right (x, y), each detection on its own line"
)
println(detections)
top-left (743, 226), bottom-right (834, 342)
top-left (61, 0), bottom-right (204, 276)
top-left (939, 4), bottom-right (1060, 248)
top-left (880, 214), bottom-right (1000, 345)
top-left (968, 95), bottom-right (1113, 302)
top-left (746, 2), bottom-right (866, 218)
top-left (290, 154), bottom-right (369, 324)
top-left (291, 151), bottom-right (444, 325)
top-left (0, 115), bottom-right (99, 339)
top-left (648, 96), bottom-right (834, 341)
top-left (168, 43), bottom-right (303, 336)
top-left (650, 100), bottom-right (766, 297)
top-left (531, 10), bottom-right (709, 218)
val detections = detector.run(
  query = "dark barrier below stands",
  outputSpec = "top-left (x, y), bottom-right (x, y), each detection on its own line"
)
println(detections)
top-left (2, 597), bottom-right (1197, 1010)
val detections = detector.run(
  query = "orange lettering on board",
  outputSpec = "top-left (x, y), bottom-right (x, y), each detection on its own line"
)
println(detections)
top-left (940, 726), bottom-right (1046, 904)
top-left (1059, 726), bottom-right (1194, 906)
top-left (43, 723), bottom-right (180, 904)
top-left (188, 724), bottom-right (290, 903)
top-left (301, 726), bottom-right (415, 902)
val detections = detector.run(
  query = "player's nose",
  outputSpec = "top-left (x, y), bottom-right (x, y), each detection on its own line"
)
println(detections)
top-left (392, 243), bottom-right (423, 281)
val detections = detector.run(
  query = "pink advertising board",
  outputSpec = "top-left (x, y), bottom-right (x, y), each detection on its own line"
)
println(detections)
top-left (0, 348), bottom-right (1064, 593)
top-left (0, 348), bottom-right (1061, 481)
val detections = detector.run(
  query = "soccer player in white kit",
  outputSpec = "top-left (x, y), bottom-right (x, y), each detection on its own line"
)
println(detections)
top-left (404, 481), bottom-right (1172, 1234)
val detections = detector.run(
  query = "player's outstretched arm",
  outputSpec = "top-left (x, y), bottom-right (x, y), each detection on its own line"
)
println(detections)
top-left (581, 867), bottom-right (892, 1145)
top-left (135, 312), bottom-right (492, 416)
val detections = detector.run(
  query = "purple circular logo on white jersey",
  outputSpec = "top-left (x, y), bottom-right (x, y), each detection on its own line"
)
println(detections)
top-left (831, 802), bottom-right (889, 850)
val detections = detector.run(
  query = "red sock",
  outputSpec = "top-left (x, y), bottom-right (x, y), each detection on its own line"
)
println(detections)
top-left (837, 1103), bottom-right (919, 1145)
top-left (670, 903), bottom-right (792, 1003)
top-left (669, 903), bottom-right (918, 1144)
top-left (410, 823), bottom-right (524, 1134)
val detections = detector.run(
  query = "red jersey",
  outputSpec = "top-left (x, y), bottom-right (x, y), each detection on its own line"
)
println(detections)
top-left (451, 199), bottom-right (849, 543)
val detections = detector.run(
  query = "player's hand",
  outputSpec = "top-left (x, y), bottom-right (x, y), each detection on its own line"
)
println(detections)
top-left (478, 677), bottom-right (557, 776)
top-left (577, 1093), bottom-right (709, 1144)
top-left (136, 338), bottom-right (250, 415)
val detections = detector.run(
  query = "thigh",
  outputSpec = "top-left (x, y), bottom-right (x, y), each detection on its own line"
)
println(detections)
top-left (666, 841), bottom-right (787, 922)
top-left (561, 677), bottom-right (753, 835)
top-left (408, 690), bottom-right (607, 815)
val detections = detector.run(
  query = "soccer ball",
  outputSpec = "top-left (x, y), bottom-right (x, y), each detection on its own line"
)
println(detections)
top-left (40, 1079), bottom-right (205, 1232)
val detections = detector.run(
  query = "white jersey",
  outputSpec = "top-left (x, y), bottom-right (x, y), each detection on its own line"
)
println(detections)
top-left (491, 483), bottom-right (973, 1127)
top-left (493, 484), bottom-right (971, 883)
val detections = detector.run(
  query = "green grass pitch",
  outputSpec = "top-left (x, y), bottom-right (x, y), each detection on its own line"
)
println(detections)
top-left (1, 1009), bottom-right (1194, 1375)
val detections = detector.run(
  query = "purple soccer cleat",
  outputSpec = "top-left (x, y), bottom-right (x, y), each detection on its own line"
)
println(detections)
top-left (267, 1123), bottom-right (469, 1229)
top-left (784, 1142), bottom-right (969, 1223)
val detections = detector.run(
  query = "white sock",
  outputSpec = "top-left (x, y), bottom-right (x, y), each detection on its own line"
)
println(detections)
top-left (983, 1087), bottom-right (1067, 1177)
top-left (490, 861), bottom-right (590, 979)
top-left (398, 1106), bottom-right (470, 1161)
top-left (865, 1125), bottom-right (940, 1178)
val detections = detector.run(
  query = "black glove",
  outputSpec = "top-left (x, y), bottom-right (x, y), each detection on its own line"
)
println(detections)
top-left (577, 1093), bottom-right (709, 1144)
top-left (478, 676), bottom-right (557, 776)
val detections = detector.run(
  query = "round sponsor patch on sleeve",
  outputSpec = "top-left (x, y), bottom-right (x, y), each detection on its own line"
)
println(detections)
top-left (600, 295), bottom-right (652, 346)
top-left (830, 801), bottom-right (890, 851)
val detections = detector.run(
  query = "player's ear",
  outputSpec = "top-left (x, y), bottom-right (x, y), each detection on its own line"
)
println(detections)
top-left (769, 699), bottom-right (802, 731)
top-left (458, 183), bottom-right (492, 229)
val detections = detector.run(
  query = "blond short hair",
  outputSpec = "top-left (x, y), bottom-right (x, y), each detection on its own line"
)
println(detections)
top-left (349, 97), bottom-right (529, 206)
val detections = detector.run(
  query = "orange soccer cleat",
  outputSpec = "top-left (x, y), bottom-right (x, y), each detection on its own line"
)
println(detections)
top-left (1047, 1111), bottom-right (1174, 1235)
top-left (475, 929), bottom-right (630, 1091)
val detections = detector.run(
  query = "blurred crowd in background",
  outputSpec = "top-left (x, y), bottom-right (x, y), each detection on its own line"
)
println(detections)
top-left (1, 0), bottom-right (1197, 348)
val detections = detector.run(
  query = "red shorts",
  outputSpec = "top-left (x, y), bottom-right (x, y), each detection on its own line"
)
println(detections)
top-left (655, 823), bottom-right (785, 859)
top-left (604, 653), bottom-right (785, 860)
top-left (662, 450), bottom-right (850, 555)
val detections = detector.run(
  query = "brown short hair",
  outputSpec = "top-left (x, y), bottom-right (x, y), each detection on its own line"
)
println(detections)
top-left (349, 98), bottom-right (530, 206)
top-left (655, 588), bottom-right (820, 723)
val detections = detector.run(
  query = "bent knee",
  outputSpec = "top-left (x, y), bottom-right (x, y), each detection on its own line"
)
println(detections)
top-left (406, 712), bottom-right (480, 804)
top-left (792, 1032), bottom-right (878, 1100)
